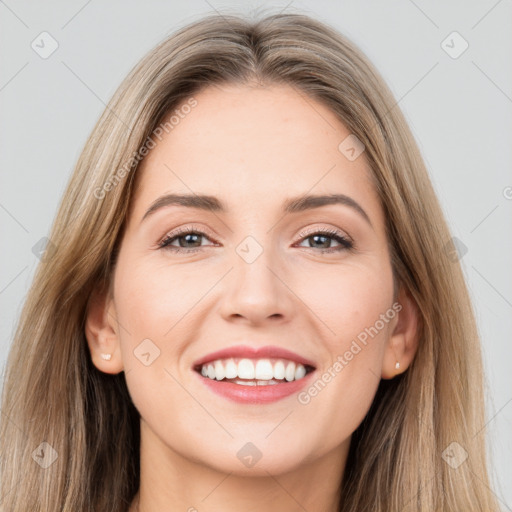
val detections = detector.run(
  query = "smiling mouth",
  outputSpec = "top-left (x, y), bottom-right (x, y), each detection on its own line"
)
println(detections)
top-left (194, 357), bottom-right (316, 386)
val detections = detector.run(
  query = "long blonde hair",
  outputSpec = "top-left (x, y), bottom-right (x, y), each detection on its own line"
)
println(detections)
top-left (0, 12), bottom-right (501, 511)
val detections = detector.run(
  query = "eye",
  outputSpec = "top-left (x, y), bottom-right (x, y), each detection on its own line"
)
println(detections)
top-left (295, 228), bottom-right (354, 254)
top-left (158, 225), bottom-right (354, 255)
top-left (158, 226), bottom-right (217, 254)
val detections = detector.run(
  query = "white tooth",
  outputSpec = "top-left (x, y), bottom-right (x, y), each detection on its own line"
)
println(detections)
top-left (273, 360), bottom-right (285, 380)
top-left (214, 360), bottom-right (225, 380)
top-left (202, 358), bottom-right (307, 383)
top-left (225, 359), bottom-right (238, 379)
top-left (285, 362), bottom-right (296, 382)
top-left (235, 379), bottom-right (256, 386)
top-left (295, 364), bottom-right (306, 380)
top-left (255, 359), bottom-right (274, 380)
top-left (237, 359), bottom-right (255, 379)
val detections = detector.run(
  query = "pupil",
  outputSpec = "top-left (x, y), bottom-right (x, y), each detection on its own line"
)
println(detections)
top-left (312, 235), bottom-right (329, 248)
top-left (181, 233), bottom-right (200, 247)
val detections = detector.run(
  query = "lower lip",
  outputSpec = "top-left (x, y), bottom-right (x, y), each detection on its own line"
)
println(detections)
top-left (194, 370), bottom-right (316, 404)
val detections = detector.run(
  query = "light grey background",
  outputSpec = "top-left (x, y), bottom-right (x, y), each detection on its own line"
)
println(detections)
top-left (1, 0), bottom-right (511, 508)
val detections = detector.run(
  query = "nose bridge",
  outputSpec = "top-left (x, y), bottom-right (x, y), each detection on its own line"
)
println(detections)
top-left (231, 210), bottom-right (278, 274)
top-left (234, 231), bottom-right (281, 297)
top-left (218, 229), bottom-right (294, 323)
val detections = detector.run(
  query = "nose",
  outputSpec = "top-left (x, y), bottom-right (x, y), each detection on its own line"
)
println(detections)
top-left (217, 240), bottom-right (296, 327)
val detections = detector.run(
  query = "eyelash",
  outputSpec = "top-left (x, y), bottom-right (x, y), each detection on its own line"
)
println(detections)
top-left (158, 225), bottom-right (354, 255)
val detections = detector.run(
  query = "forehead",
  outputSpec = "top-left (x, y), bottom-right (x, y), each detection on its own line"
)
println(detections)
top-left (131, 83), bottom-right (382, 224)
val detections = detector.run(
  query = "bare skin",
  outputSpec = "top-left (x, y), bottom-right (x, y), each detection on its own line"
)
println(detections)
top-left (86, 83), bottom-right (418, 512)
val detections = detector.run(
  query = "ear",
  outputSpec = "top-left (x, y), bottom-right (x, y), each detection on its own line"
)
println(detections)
top-left (381, 285), bottom-right (419, 379)
top-left (84, 282), bottom-right (124, 374)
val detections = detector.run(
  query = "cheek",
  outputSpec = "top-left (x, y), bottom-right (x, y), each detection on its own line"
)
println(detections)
top-left (294, 260), bottom-right (395, 428)
top-left (113, 254), bottom-right (201, 341)
top-left (114, 246), bottom-right (395, 377)
top-left (113, 243), bottom-right (395, 435)
top-left (112, 256), bottom-right (199, 430)
top-left (299, 257), bottom-right (395, 351)
top-left (330, 274), bottom-right (394, 352)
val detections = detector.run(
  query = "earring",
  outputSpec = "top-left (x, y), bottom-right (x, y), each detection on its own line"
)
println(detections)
top-left (395, 361), bottom-right (400, 370)
top-left (100, 353), bottom-right (112, 361)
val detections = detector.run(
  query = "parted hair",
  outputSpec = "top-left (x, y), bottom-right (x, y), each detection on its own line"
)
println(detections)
top-left (0, 12), bottom-right (500, 511)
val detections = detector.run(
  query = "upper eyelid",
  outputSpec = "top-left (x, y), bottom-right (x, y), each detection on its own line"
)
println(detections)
top-left (296, 225), bottom-right (351, 240)
top-left (158, 224), bottom-right (218, 245)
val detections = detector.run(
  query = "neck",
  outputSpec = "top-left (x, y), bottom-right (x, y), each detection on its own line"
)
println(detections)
top-left (129, 419), bottom-right (349, 512)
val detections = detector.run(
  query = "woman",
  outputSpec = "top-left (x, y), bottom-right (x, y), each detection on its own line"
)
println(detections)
top-left (0, 12), bottom-right (501, 511)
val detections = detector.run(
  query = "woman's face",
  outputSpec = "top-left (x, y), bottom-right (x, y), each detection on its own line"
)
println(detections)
top-left (100, 83), bottom-right (407, 475)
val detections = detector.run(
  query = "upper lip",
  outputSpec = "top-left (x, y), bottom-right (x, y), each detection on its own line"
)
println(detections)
top-left (193, 344), bottom-right (316, 370)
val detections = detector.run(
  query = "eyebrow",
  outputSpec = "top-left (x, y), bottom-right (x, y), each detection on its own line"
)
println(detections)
top-left (141, 193), bottom-right (373, 228)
